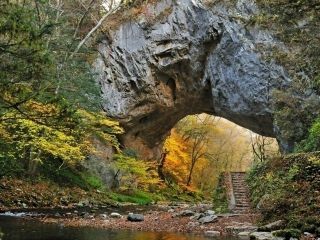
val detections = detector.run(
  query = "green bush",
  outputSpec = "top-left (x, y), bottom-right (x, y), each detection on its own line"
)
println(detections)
top-left (39, 158), bottom-right (104, 190)
top-left (296, 118), bottom-right (320, 152)
top-left (0, 156), bottom-right (24, 178)
top-left (272, 229), bottom-right (301, 240)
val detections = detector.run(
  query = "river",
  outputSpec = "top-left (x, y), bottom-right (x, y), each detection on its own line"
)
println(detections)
top-left (0, 206), bottom-right (243, 240)
top-left (0, 216), bottom-right (240, 240)
top-left (0, 214), bottom-right (239, 240)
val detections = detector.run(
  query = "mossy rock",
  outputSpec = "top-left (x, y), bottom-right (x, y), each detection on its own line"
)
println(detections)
top-left (272, 229), bottom-right (301, 240)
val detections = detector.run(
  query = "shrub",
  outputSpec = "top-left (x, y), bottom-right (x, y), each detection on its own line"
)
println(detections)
top-left (247, 152), bottom-right (320, 233)
top-left (296, 118), bottom-right (320, 152)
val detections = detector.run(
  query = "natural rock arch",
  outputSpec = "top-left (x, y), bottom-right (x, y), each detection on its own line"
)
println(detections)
top-left (94, 0), bottom-right (290, 158)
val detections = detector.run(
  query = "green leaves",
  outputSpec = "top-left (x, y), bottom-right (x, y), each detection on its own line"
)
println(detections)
top-left (295, 117), bottom-right (320, 152)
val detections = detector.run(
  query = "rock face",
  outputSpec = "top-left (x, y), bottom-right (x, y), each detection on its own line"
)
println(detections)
top-left (95, 0), bottom-right (290, 158)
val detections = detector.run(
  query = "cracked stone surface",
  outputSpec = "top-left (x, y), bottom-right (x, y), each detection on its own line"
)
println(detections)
top-left (94, 0), bottom-right (291, 158)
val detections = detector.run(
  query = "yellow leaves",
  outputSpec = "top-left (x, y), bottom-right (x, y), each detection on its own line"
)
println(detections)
top-left (114, 154), bottom-right (160, 190)
top-left (308, 156), bottom-right (320, 166)
top-left (76, 109), bottom-right (124, 151)
top-left (0, 97), bottom-right (125, 172)
top-left (164, 129), bottom-right (190, 183)
top-left (25, 101), bottom-right (58, 116)
top-left (0, 124), bottom-right (11, 140)
top-left (5, 117), bottom-right (85, 164)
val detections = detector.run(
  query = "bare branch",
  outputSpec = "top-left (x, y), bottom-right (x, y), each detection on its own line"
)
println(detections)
top-left (71, 5), bottom-right (120, 58)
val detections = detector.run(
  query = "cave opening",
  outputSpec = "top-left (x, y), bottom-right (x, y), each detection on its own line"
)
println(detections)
top-left (158, 113), bottom-right (279, 196)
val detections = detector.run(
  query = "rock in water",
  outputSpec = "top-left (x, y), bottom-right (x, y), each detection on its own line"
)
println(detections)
top-left (204, 210), bottom-right (215, 216)
top-left (177, 210), bottom-right (195, 217)
top-left (110, 212), bottom-right (122, 218)
top-left (205, 230), bottom-right (221, 237)
top-left (127, 213), bottom-right (144, 222)
top-left (198, 215), bottom-right (218, 224)
top-left (259, 220), bottom-right (286, 232)
top-left (238, 231), bottom-right (251, 239)
top-left (250, 232), bottom-right (282, 240)
top-left (99, 214), bottom-right (108, 219)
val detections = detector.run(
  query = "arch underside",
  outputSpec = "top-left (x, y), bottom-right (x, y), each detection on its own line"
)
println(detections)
top-left (95, 0), bottom-right (290, 158)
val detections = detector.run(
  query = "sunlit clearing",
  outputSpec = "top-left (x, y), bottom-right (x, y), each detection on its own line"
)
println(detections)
top-left (162, 113), bottom-right (279, 196)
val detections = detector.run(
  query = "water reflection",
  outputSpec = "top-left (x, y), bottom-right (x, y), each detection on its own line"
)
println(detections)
top-left (0, 216), bottom-right (235, 240)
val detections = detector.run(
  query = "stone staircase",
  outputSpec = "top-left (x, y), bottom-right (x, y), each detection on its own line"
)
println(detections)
top-left (230, 172), bottom-right (251, 214)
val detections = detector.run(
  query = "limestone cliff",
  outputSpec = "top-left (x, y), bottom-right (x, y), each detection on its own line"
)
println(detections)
top-left (94, 0), bottom-right (291, 158)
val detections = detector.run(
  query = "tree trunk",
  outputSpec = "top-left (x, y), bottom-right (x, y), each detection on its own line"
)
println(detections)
top-left (27, 147), bottom-right (41, 176)
top-left (158, 150), bottom-right (168, 181)
top-left (186, 161), bottom-right (195, 186)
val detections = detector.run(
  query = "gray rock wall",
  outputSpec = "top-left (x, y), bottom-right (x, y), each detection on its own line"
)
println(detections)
top-left (94, 0), bottom-right (290, 158)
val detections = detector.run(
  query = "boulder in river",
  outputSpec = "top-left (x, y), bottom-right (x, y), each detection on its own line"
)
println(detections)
top-left (205, 230), bottom-right (221, 237)
top-left (238, 231), bottom-right (251, 239)
top-left (127, 213), bottom-right (144, 222)
top-left (99, 214), bottom-right (108, 219)
top-left (110, 212), bottom-right (122, 218)
top-left (258, 220), bottom-right (286, 232)
top-left (204, 210), bottom-right (215, 216)
top-left (225, 225), bottom-right (258, 235)
top-left (250, 232), bottom-right (284, 240)
top-left (177, 210), bottom-right (195, 217)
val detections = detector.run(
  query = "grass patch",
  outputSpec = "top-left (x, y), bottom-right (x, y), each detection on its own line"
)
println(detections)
top-left (108, 190), bottom-right (155, 205)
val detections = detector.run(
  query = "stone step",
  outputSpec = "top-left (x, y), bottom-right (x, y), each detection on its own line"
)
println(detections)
top-left (235, 204), bottom-right (250, 207)
top-left (229, 172), bottom-right (251, 213)
top-left (233, 205), bottom-right (250, 209)
top-left (234, 195), bottom-right (250, 199)
top-left (235, 199), bottom-right (250, 201)
top-left (233, 210), bottom-right (251, 214)
top-left (234, 193), bottom-right (249, 196)
top-left (233, 208), bottom-right (251, 212)
top-left (235, 199), bottom-right (250, 202)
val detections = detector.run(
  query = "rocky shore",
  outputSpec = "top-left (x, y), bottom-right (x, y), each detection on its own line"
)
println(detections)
top-left (2, 203), bottom-right (318, 239)
top-left (27, 203), bottom-right (259, 236)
